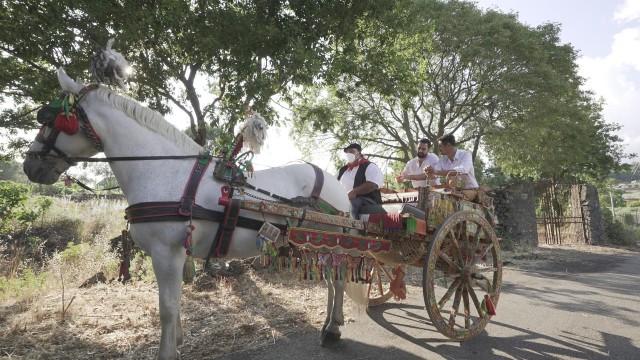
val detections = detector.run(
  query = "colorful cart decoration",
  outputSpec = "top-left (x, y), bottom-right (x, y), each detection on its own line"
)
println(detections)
top-left (244, 186), bottom-right (502, 342)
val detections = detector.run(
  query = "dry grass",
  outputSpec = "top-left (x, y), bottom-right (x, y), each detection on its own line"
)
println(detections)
top-left (1, 196), bottom-right (361, 359)
top-left (10, 196), bottom-right (635, 359)
top-left (0, 267), bottom-right (356, 359)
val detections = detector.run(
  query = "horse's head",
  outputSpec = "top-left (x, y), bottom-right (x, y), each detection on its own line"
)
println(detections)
top-left (23, 69), bottom-right (102, 184)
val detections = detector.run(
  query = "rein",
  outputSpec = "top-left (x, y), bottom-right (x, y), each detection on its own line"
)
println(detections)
top-left (29, 85), bottom-right (336, 264)
top-left (66, 154), bottom-right (209, 162)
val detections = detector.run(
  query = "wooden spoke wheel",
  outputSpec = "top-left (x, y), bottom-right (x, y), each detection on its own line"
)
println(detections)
top-left (423, 210), bottom-right (502, 341)
top-left (368, 261), bottom-right (406, 307)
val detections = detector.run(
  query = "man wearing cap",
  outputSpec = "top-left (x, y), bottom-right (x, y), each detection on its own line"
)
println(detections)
top-left (337, 143), bottom-right (384, 219)
top-left (396, 138), bottom-right (440, 188)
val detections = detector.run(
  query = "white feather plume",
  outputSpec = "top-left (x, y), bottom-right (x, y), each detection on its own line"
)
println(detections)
top-left (241, 112), bottom-right (268, 154)
top-left (91, 39), bottom-right (131, 90)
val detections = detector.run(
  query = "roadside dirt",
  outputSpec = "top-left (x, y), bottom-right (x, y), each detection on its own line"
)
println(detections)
top-left (1, 244), bottom-right (637, 359)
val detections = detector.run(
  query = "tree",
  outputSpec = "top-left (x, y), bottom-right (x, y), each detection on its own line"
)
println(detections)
top-left (291, 0), bottom-right (623, 180)
top-left (0, 0), bottom-right (390, 154)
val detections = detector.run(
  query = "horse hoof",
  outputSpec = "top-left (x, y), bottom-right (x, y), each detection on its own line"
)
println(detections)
top-left (320, 330), bottom-right (341, 347)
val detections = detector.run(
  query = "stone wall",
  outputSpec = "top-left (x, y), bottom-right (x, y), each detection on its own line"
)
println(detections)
top-left (493, 182), bottom-right (538, 247)
top-left (580, 184), bottom-right (605, 244)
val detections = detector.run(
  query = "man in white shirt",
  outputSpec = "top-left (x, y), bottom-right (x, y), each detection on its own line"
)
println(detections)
top-left (396, 138), bottom-right (439, 188)
top-left (426, 134), bottom-right (479, 200)
top-left (337, 143), bottom-right (384, 218)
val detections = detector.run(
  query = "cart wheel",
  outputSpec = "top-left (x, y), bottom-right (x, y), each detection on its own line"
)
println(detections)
top-left (423, 210), bottom-right (502, 341)
top-left (368, 261), bottom-right (406, 307)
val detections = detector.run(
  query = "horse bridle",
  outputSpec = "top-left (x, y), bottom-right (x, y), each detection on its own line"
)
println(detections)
top-left (26, 85), bottom-right (103, 165)
top-left (26, 84), bottom-right (206, 165)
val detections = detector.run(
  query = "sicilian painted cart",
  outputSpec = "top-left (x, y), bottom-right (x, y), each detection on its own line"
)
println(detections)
top-left (244, 186), bottom-right (502, 342)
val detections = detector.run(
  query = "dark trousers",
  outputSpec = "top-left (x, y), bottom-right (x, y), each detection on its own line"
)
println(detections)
top-left (350, 196), bottom-right (378, 219)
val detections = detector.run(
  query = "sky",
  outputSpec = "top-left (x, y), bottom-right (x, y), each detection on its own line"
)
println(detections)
top-left (474, 0), bottom-right (640, 160)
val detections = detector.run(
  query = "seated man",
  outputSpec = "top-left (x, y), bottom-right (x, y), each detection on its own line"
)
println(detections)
top-left (425, 134), bottom-right (479, 201)
top-left (396, 138), bottom-right (440, 188)
top-left (337, 143), bottom-right (384, 219)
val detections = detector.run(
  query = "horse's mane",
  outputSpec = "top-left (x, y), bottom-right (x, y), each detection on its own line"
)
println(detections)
top-left (93, 87), bottom-right (202, 153)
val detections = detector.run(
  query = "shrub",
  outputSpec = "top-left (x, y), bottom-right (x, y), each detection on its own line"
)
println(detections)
top-left (623, 213), bottom-right (637, 226)
top-left (60, 243), bottom-right (87, 266)
top-left (603, 209), bottom-right (638, 246)
top-left (0, 268), bottom-right (48, 301)
top-left (0, 181), bottom-right (52, 232)
top-left (627, 200), bottom-right (640, 208)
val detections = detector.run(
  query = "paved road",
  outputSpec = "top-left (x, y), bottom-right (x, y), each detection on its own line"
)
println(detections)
top-left (220, 249), bottom-right (640, 360)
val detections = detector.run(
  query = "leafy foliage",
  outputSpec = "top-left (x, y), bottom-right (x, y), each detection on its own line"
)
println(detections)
top-left (601, 208), bottom-right (639, 246)
top-left (0, 181), bottom-right (51, 233)
top-left (0, 0), bottom-right (389, 153)
top-left (291, 0), bottom-right (623, 181)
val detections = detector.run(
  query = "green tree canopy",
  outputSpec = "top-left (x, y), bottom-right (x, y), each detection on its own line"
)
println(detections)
top-left (291, 0), bottom-right (623, 181)
top-left (0, 0), bottom-right (390, 155)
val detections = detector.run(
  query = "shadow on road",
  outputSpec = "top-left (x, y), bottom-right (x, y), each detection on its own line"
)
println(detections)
top-left (219, 336), bottom-right (426, 360)
top-left (367, 302), bottom-right (639, 360)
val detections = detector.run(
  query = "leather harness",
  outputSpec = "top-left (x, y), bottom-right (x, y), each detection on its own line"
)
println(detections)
top-left (125, 157), bottom-right (326, 258)
top-left (30, 84), bottom-right (329, 259)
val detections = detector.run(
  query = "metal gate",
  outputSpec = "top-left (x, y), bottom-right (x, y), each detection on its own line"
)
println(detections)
top-left (535, 181), bottom-right (591, 245)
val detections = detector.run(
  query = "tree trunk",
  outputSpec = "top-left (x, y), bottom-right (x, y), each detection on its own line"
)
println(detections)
top-left (472, 133), bottom-right (482, 162)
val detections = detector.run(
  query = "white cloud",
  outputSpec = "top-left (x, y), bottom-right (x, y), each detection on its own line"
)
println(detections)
top-left (578, 27), bottom-right (640, 157)
top-left (614, 0), bottom-right (640, 23)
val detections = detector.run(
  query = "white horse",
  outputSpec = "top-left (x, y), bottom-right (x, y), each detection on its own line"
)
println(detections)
top-left (23, 68), bottom-right (350, 359)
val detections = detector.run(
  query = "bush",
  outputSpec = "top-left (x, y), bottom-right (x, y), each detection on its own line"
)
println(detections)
top-left (0, 181), bottom-right (51, 233)
top-left (60, 243), bottom-right (87, 266)
top-left (0, 268), bottom-right (48, 301)
top-left (627, 200), bottom-right (640, 208)
top-left (623, 213), bottom-right (636, 226)
top-left (603, 209), bottom-right (638, 246)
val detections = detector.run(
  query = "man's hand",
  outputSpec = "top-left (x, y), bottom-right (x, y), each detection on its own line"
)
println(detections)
top-left (348, 190), bottom-right (357, 200)
top-left (424, 166), bottom-right (434, 177)
top-left (396, 175), bottom-right (405, 183)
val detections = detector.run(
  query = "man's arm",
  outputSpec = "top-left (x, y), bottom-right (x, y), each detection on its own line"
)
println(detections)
top-left (349, 181), bottom-right (379, 199)
top-left (425, 152), bottom-right (473, 180)
top-left (404, 174), bottom-right (428, 180)
top-left (459, 151), bottom-right (474, 174)
top-left (397, 160), bottom-right (427, 182)
top-left (350, 163), bottom-right (384, 199)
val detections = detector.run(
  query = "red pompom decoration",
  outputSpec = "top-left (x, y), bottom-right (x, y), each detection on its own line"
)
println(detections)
top-left (54, 112), bottom-right (80, 135)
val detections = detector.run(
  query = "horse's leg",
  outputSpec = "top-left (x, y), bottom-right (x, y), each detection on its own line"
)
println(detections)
top-left (321, 277), bottom-right (343, 346)
top-left (151, 244), bottom-right (186, 360)
top-left (322, 274), bottom-right (335, 335)
top-left (332, 279), bottom-right (345, 326)
top-left (176, 314), bottom-right (184, 346)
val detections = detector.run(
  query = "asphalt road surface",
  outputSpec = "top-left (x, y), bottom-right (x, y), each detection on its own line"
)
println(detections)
top-left (220, 248), bottom-right (640, 360)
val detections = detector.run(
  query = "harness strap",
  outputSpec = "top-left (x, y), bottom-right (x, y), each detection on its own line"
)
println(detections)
top-left (243, 162), bottom-right (329, 206)
top-left (309, 163), bottom-right (324, 200)
top-left (125, 201), bottom-right (282, 232)
top-left (179, 157), bottom-right (211, 216)
top-left (243, 183), bottom-right (291, 202)
top-left (211, 198), bottom-right (241, 257)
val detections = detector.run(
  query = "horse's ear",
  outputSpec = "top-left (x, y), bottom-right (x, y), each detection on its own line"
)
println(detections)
top-left (56, 68), bottom-right (83, 94)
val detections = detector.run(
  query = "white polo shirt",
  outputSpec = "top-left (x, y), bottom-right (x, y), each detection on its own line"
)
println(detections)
top-left (435, 149), bottom-right (479, 189)
top-left (339, 162), bottom-right (384, 192)
top-left (401, 154), bottom-right (440, 188)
